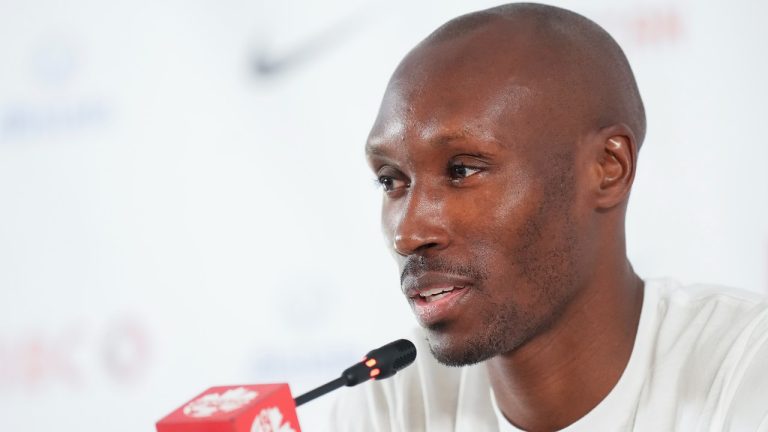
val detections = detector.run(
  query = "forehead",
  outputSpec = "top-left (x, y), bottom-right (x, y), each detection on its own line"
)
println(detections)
top-left (367, 75), bottom-right (535, 159)
top-left (365, 17), bottom-right (596, 167)
top-left (367, 31), bottom-right (555, 155)
top-left (367, 87), bottom-right (530, 157)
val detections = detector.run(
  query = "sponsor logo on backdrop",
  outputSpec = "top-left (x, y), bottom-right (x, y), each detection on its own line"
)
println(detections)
top-left (0, 315), bottom-right (150, 392)
top-left (0, 36), bottom-right (111, 143)
top-left (252, 8), bottom-right (371, 77)
top-left (597, 6), bottom-right (683, 48)
top-left (244, 276), bottom-right (361, 383)
top-left (183, 387), bottom-right (259, 418)
top-left (1, 101), bottom-right (110, 140)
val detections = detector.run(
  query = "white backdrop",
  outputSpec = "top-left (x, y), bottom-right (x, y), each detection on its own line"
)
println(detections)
top-left (0, 0), bottom-right (766, 431)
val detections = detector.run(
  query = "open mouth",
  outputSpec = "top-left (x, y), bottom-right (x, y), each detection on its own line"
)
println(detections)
top-left (402, 272), bottom-right (475, 325)
top-left (410, 284), bottom-right (471, 325)
top-left (417, 286), bottom-right (466, 303)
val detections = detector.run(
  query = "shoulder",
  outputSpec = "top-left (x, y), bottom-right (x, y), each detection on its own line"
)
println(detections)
top-left (652, 278), bottom-right (768, 310)
top-left (648, 278), bottom-right (768, 345)
top-left (646, 278), bottom-right (768, 363)
top-left (643, 279), bottom-right (768, 429)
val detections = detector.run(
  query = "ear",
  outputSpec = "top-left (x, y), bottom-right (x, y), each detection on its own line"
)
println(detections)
top-left (591, 124), bottom-right (639, 209)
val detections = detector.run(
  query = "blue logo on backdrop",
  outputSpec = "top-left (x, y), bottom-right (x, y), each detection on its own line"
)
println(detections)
top-left (244, 275), bottom-right (363, 382)
top-left (0, 37), bottom-right (112, 143)
top-left (1, 101), bottom-right (110, 140)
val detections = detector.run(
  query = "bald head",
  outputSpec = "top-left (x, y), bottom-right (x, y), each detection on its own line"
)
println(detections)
top-left (382, 2), bottom-right (645, 147)
top-left (367, 3), bottom-right (646, 367)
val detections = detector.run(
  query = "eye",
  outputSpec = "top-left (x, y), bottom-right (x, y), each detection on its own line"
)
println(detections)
top-left (449, 162), bottom-right (482, 180)
top-left (376, 174), bottom-right (408, 192)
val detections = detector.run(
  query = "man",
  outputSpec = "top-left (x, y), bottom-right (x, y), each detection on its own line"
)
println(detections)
top-left (332, 3), bottom-right (768, 431)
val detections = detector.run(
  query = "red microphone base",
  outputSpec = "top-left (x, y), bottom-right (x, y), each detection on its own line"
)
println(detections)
top-left (156, 384), bottom-right (301, 432)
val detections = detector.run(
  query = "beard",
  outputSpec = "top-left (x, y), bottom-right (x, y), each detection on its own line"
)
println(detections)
top-left (423, 230), bottom-right (581, 367)
top-left (424, 271), bottom-right (576, 367)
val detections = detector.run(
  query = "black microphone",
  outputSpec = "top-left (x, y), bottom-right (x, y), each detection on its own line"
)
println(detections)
top-left (293, 338), bottom-right (417, 407)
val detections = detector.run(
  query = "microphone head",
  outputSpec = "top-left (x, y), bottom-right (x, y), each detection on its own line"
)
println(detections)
top-left (366, 339), bottom-right (417, 377)
top-left (342, 339), bottom-right (417, 386)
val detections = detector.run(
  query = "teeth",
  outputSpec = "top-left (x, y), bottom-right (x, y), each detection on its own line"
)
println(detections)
top-left (419, 287), bottom-right (455, 298)
top-left (424, 292), bottom-right (451, 302)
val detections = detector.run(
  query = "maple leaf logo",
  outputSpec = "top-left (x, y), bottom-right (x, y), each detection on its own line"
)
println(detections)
top-left (251, 407), bottom-right (296, 432)
top-left (183, 387), bottom-right (259, 418)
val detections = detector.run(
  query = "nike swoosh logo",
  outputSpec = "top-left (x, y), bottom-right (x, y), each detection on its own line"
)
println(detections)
top-left (252, 6), bottom-right (377, 77)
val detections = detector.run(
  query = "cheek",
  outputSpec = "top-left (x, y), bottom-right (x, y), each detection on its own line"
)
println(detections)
top-left (450, 171), bottom-right (555, 299)
top-left (380, 199), bottom-right (397, 243)
top-left (454, 170), bottom-right (537, 242)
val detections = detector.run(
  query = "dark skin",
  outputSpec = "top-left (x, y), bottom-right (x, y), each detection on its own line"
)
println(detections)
top-left (366, 4), bottom-right (645, 431)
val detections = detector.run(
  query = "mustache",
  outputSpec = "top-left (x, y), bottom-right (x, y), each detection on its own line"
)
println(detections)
top-left (399, 255), bottom-right (488, 286)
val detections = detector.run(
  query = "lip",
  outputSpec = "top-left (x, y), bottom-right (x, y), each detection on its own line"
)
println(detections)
top-left (402, 272), bottom-right (474, 297)
top-left (402, 272), bottom-right (475, 326)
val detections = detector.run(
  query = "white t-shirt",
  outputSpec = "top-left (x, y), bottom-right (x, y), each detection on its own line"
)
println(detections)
top-left (330, 279), bottom-right (768, 431)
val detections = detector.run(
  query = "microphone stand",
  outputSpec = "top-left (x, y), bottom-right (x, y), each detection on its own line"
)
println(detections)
top-left (294, 376), bottom-right (345, 407)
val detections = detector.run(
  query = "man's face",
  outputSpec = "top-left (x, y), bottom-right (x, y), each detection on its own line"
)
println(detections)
top-left (365, 45), bottom-right (588, 366)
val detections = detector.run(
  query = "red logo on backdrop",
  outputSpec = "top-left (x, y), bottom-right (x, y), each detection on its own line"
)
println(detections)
top-left (0, 315), bottom-right (151, 392)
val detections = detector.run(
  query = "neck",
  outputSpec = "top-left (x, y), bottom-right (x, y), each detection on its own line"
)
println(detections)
top-left (487, 258), bottom-right (644, 431)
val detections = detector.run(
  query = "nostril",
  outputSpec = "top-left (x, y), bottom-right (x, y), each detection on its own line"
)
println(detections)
top-left (394, 235), bottom-right (443, 256)
top-left (415, 242), bottom-right (440, 253)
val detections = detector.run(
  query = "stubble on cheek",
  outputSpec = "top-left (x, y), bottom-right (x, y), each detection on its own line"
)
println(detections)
top-left (427, 149), bottom-right (582, 365)
top-left (496, 148), bottom-right (582, 350)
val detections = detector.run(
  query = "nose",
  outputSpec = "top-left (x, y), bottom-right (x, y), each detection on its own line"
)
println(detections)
top-left (390, 185), bottom-right (450, 257)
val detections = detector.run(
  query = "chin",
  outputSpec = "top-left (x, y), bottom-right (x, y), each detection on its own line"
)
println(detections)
top-left (423, 308), bottom-right (543, 366)
top-left (424, 324), bottom-right (500, 367)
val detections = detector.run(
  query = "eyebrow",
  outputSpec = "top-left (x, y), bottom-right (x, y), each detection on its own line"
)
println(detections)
top-left (364, 141), bottom-right (388, 157)
top-left (366, 128), bottom-right (504, 159)
top-left (431, 130), bottom-right (478, 147)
